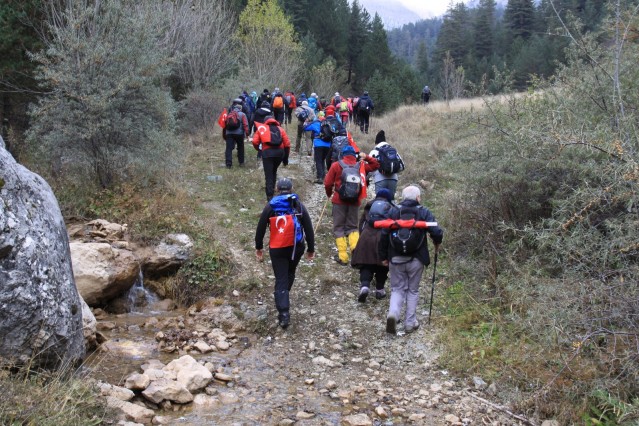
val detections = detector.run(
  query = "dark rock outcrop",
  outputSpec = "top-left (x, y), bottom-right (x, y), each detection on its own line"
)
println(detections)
top-left (0, 138), bottom-right (85, 368)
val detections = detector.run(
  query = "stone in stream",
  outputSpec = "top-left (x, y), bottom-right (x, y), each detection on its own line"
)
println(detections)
top-left (340, 413), bottom-right (372, 426)
top-left (163, 355), bottom-right (212, 392)
top-left (106, 396), bottom-right (154, 424)
top-left (141, 379), bottom-right (193, 404)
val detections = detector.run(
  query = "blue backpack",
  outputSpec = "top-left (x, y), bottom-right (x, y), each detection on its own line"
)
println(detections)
top-left (308, 97), bottom-right (318, 111)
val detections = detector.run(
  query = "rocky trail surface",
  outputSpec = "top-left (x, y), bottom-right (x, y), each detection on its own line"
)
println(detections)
top-left (91, 144), bottom-right (530, 426)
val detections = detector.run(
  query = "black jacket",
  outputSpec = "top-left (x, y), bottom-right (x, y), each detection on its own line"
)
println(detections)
top-left (378, 199), bottom-right (443, 266)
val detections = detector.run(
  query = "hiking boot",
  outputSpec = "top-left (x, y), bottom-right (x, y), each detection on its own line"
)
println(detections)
top-left (386, 315), bottom-right (397, 334)
top-left (405, 322), bottom-right (420, 334)
top-left (333, 255), bottom-right (348, 266)
top-left (358, 287), bottom-right (369, 303)
top-left (278, 312), bottom-right (290, 329)
top-left (314, 179), bottom-right (323, 184)
top-left (375, 289), bottom-right (386, 299)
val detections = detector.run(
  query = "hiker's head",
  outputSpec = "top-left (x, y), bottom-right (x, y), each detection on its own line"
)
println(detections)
top-left (311, 92), bottom-right (317, 98)
top-left (335, 92), bottom-right (339, 97)
top-left (250, 91), bottom-right (257, 97)
top-left (276, 178), bottom-right (293, 193)
top-left (274, 87), bottom-right (280, 92)
top-left (402, 186), bottom-right (421, 203)
top-left (341, 146), bottom-right (356, 158)
top-left (301, 100), bottom-right (308, 106)
top-left (376, 188), bottom-right (393, 202)
top-left (232, 98), bottom-right (242, 105)
top-left (363, 91), bottom-right (369, 96)
top-left (318, 111), bottom-right (325, 119)
top-left (263, 89), bottom-right (269, 94)
top-left (375, 130), bottom-right (386, 144)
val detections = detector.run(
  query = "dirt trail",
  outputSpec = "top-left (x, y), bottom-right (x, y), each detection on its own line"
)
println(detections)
top-left (172, 144), bottom-right (524, 426)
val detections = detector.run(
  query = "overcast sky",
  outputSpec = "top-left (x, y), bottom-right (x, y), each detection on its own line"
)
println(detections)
top-left (398, 0), bottom-right (451, 18)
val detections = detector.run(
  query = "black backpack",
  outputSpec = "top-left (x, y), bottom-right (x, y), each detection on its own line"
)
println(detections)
top-left (358, 98), bottom-right (370, 112)
top-left (330, 136), bottom-right (350, 161)
top-left (319, 117), bottom-right (341, 142)
top-left (266, 124), bottom-right (283, 146)
top-left (225, 110), bottom-right (241, 130)
top-left (368, 198), bottom-right (392, 226)
top-left (377, 144), bottom-right (404, 175)
top-left (337, 160), bottom-right (362, 202)
top-left (389, 206), bottom-right (426, 255)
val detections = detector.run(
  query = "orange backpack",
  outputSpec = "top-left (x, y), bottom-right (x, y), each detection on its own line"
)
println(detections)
top-left (272, 96), bottom-right (284, 109)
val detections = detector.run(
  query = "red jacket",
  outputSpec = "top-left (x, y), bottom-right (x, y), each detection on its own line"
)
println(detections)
top-left (285, 92), bottom-right (296, 108)
top-left (324, 154), bottom-right (379, 206)
top-left (324, 104), bottom-right (336, 117)
top-left (252, 118), bottom-right (291, 154)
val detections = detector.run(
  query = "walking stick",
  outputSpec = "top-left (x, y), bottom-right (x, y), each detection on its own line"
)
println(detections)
top-left (314, 197), bottom-right (329, 234)
top-left (428, 252), bottom-right (438, 325)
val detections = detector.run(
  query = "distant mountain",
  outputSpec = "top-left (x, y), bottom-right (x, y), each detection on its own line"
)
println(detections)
top-left (358, 0), bottom-right (422, 29)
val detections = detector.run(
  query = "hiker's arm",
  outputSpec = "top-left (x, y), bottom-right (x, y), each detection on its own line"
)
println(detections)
top-left (255, 205), bottom-right (271, 251)
top-left (282, 130), bottom-right (291, 166)
top-left (251, 131), bottom-right (261, 151)
top-left (361, 153), bottom-right (379, 172)
top-left (378, 228), bottom-right (390, 264)
top-left (300, 205), bottom-right (315, 253)
top-left (423, 209), bottom-right (444, 245)
top-left (242, 114), bottom-right (249, 137)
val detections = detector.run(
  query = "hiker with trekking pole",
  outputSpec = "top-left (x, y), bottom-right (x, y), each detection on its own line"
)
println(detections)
top-left (377, 185), bottom-right (443, 335)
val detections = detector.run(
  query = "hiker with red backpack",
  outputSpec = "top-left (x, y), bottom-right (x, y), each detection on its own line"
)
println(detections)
top-left (223, 99), bottom-right (250, 168)
top-left (324, 145), bottom-right (379, 266)
top-left (284, 91), bottom-right (296, 125)
top-left (252, 117), bottom-right (291, 201)
top-left (369, 130), bottom-right (405, 199)
top-left (378, 185), bottom-right (443, 334)
top-left (271, 88), bottom-right (286, 125)
top-left (255, 178), bottom-right (315, 329)
top-left (351, 188), bottom-right (394, 303)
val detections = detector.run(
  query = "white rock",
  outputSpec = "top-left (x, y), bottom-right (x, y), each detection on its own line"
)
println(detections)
top-left (541, 421), bottom-right (560, 426)
top-left (219, 391), bottom-right (240, 404)
top-left (163, 355), bottom-right (212, 392)
top-left (312, 356), bottom-right (336, 367)
top-left (341, 413), bottom-right (372, 426)
top-left (125, 373), bottom-right (150, 391)
top-left (430, 383), bottom-right (442, 392)
top-left (375, 406), bottom-right (388, 418)
top-left (445, 414), bottom-right (460, 424)
top-left (193, 394), bottom-right (221, 407)
top-left (193, 341), bottom-right (213, 353)
top-left (98, 382), bottom-right (135, 401)
top-left (152, 416), bottom-right (171, 425)
top-left (296, 411), bottom-right (315, 419)
top-left (106, 396), bottom-right (154, 424)
top-left (326, 380), bottom-right (337, 389)
top-left (215, 340), bottom-right (230, 351)
top-left (141, 379), bottom-right (193, 404)
top-left (214, 372), bottom-right (233, 382)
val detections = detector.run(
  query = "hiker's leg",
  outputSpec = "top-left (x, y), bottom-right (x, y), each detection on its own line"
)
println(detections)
top-left (388, 262), bottom-right (407, 322)
top-left (314, 147), bottom-right (325, 180)
top-left (373, 264), bottom-right (389, 290)
top-left (404, 258), bottom-right (425, 328)
top-left (295, 123), bottom-right (303, 153)
top-left (270, 251), bottom-right (290, 318)
top-left (225, 136), bottom-right (235, 167)
top-left (360, 266), bottom-right (374, 289)
top-left (262, 157), bottom-right (276, 200)
top-left (235, 134), bottom-right (245, 165)
top-left (287, 244), bottom-right (305, 291)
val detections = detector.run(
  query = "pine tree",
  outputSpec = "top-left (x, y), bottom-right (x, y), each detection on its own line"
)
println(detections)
top-left (346, 0), bottom-right (370, 84)
top-left (415, 40), bottom-right (429, 80)
top-left (504, 0), bottom-right (536, 39)
top-left (474, 0), bottom-right (496, 60)
top-left (360, 13), bottom-right (393, 81)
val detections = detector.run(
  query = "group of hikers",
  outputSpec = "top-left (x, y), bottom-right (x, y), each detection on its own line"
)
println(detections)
top-left (219, 86), bottom-right (443, 333)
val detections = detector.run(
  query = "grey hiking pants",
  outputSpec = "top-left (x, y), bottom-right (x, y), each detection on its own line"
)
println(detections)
top-left (388, 257), bottom-right (424, 328)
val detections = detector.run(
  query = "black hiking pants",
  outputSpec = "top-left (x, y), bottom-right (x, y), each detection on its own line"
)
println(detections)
top-left (359, 264), bottom-right (389, 290)
top-left (271, 244), bottom-right (305, 315)
top-left (313, 146), bottom-right (330, 181)
top-left (225, 133), bottom-right (245, 167)
top-left (273, 108), bottom-right (285, 125)
top-left (262, 154), bottom-right (283, 200)
top-left (359, 111), bottom-right (370, 134)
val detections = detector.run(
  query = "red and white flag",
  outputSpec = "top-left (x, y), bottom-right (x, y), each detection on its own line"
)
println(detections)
top-left (217, 108), bottom-right (228, 129)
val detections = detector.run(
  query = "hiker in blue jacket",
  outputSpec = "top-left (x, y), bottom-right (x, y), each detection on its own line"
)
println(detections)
top-left (304, 115), bottom-right (332, 184)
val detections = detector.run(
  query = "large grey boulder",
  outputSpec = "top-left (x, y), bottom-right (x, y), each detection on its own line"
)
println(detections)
top-left (0, 139), bottom-right (85, 368)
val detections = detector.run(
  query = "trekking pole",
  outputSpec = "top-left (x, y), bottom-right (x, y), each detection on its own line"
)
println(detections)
top-left (314, 197), bottom-right (329, 234)
top-left (428, 252), bottom-right (438, 325)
